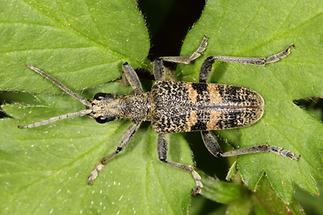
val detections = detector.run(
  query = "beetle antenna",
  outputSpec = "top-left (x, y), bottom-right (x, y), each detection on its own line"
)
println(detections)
top-left (18, 109), bottom-right (92, 129)
top-left (26, 65), bottom-right (91, 107)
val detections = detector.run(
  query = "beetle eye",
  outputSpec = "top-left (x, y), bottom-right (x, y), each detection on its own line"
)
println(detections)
top-left (94, 93), bottom-right (114, 100)
top-left (95, 115), bottom-right (116, 124)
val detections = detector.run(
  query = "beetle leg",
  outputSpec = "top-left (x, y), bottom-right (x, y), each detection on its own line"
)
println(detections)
top-left (122, 62), bottom-right (144, 94)
top-left (199, 44), bottom-right (295, 83)
top-left (220, 144), bottom-right (300, 160)
top-left (159, 36), bottom-right (208, 64)
top-left (153, 36), bottom-right (208, 81)
top-left (153, 58), bottom-right (165, 81)
top-left (157, 133), bottom-right (203, 195)
top-left (88, 122), bottom-right (141, 184)
top-left (201, 131), bottom-right (300, 160)
top-left (201, 131), bottom-right (223, 157)
top-left (153, 58), bottom-right (177, 81)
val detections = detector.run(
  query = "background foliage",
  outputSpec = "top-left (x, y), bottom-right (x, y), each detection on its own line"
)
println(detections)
top-left (0, 0), bottom-right (322, 214)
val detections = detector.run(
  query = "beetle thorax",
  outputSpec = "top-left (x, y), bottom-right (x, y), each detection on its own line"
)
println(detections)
top-left (119, 94), bottom-right (150, 122)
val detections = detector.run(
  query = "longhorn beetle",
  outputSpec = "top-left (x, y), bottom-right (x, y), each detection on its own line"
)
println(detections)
top-left (18, 36), bottom-right (300, 194)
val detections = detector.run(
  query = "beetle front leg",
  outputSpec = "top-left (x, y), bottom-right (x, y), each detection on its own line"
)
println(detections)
top-left (157, 133), bottom-right (203, 195)
top-left (122, 63), bottom-right (144, 94)
top-left (199, 44), bottom-right (295, 83)
top-left (88, 122), bottom-right (141, 184)
top-left (201, 131), bottom-right (300, 160)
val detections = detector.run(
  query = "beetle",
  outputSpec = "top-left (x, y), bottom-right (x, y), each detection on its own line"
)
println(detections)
top-left (18, 36), bottom-right (299, 194)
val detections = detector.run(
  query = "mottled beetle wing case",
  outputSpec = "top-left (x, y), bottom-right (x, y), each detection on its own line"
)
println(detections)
top-left (151, 81), bottom-right (264, 133)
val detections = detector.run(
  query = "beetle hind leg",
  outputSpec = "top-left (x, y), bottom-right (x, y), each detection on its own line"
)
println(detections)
top-left (201, 131), bottom-right (300, 160)
top-left (157, 133), bottom-right (203, 195)
top-left (199, 44), bottom-right (295, 83)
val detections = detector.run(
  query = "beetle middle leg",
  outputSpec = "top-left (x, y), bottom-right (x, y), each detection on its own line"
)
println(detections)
top-left (153, 36), bottom-right (208, 81)
top-left (153, 59), bottom-right (166, 81)
top-left (201, 131), bottom-right (300, 160)
top-left (88, 122), bottom-right (141, 184)
top-left (199, 44), bottom-right (295, 83)
top-left (160, 36), bottom-right (208, 65)
top-left (158, 133), bottom-right (203, 195)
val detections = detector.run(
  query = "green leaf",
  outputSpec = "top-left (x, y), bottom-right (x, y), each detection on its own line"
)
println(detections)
top-left (0, 0), bottom-right (194, 214)
top-left (295, 180), bottom-right (323, 214)
top-left (195, 174), bottom-right (306, 214)
top-left (0, 0), bottom-right (149, 93)
top-left (252, 177), bottom-right (305, 215)
top-left (180, 0), bottom-right (323, 203)
top-left (226, 198), bottom-right (252, 215)
top-left (199, 172), bottom-right (243, 204)
top-left (190, 196), bottom-right (227, 215)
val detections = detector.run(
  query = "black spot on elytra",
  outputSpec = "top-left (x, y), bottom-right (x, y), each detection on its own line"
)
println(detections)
top-left (216, 110), bottom-right (240, 129)
top-left (190, 111), bottom-right (210, 131)
top-left (225, 86), bottom-right (242, 103)
top-left (191, 121), bottom-right (207, 131)
top-left (192, 83), bottom-right (207, 95)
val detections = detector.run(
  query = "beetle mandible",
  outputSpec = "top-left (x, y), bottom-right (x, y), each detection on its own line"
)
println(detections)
top-left (18, 36), bottom-right (299, 194)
